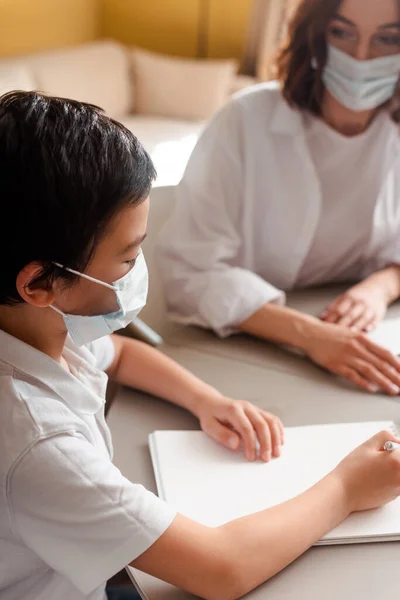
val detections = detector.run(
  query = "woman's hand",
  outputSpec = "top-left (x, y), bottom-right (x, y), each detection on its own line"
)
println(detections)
top-left (195, 395), bottom-right (284, 462)
top-left (320, 282), bottom-right (388, 332)
top-left (333, 430), bottom-right (400, 513)
top-left (304, 321), bottom-right (400, 395)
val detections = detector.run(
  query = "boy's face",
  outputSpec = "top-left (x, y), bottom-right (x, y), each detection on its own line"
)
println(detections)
top-left (51, 197), bottom-right (149, 317)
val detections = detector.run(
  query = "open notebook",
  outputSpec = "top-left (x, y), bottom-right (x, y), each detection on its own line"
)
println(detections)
top-left (149, 421), bottom-right (400, 545)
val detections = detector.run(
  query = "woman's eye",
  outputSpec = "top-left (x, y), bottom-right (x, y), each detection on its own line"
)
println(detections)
top-left (125, 258), bottom-right (137, 267)
top-left (375, 34), bottom-right (400, 47)
top-left (329, 26), bottom-right (355, 41)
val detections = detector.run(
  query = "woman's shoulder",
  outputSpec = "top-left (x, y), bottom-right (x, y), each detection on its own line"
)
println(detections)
top-left (191, 83), bottom-right (301, 156)
top-left (230, 81), bottom-right (288, 118)
top-left (233, 80), bottom-right (283, 104)
top-left (209, 82), bottom-right (298, 138)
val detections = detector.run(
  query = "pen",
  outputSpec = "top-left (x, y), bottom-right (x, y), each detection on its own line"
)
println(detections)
top-left (383, 441), bottom-right (400, 452)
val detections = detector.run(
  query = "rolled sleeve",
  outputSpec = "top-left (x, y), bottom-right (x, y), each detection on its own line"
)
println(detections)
top-left (9, 433), bottom-right (176, 595)
top-left (157, 99), bottom-right (285, 337)
top-left (198, 268), bottom-right (285, 337)
top-left (361, 244), bottom-right (400, 280)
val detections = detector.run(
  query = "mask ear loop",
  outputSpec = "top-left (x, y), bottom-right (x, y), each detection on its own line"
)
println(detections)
top-left (52, 262), bottom-right (116, 291)
top-left (49, 304), bottom-right (65, 316)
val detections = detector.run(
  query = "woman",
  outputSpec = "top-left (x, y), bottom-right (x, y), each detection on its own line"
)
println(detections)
top-left (3, 90), bottom-right (400, 600)
top-left (157, 0), bottom-right (400, 396)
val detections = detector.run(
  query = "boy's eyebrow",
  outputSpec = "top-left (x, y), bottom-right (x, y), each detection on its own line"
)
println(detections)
top-left (119, 233), bottom-right (147, 255)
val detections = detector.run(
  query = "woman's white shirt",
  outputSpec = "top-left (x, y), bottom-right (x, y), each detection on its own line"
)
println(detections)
top-left (156, 83), bottom-right (400, 337)
top-left (297, 110), bottom-right (397, 287)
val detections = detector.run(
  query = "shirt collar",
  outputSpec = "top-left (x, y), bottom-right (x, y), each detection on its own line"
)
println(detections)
top-left (268, 89), bottom-right (400, 140)
top-left (0, 328), bottom-right (106, 415)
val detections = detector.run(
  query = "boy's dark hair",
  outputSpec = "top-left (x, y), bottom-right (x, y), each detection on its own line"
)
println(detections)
top-left (0, 91), bottom-right (156, 306)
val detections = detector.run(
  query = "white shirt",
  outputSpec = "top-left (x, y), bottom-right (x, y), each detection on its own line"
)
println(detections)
top-left (156, 83), bottom-right (400, 337)
top-left (297, 110), bottom-right (397, 287)
top-left (0, 331), bottom-right (175, 600)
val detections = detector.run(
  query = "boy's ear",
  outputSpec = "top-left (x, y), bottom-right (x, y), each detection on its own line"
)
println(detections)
top-left (16, 262), bottom-right (56, 307)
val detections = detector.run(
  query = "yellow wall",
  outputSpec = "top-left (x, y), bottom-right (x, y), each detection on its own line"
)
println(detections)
top-left (0, 0), bottom-right (250, 61)
top-left (0, 0), bottom-right (99, 58)
top-left (101, 0), bottom-right (251, 60)
top-left (208, 0), bottom-right (252, 59)
top-left (101, 0), bottom-right (199, 58)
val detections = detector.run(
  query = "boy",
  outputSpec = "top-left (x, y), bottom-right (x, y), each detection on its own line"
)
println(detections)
top-left (1, 91), bottom-right (400, 600)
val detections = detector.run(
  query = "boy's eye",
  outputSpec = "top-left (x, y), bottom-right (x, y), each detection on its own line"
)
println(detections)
top-left (125, 258), bottom-right (137, 267)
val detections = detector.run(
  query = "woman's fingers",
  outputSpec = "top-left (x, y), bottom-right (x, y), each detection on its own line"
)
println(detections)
top-left (322, 296), bottom-right (355, 323)
top-left (338, 366), bottom-right (379, 393)
top-left (350, 358), bottom-right (400, 395)
top-left (362, 336), bottom-right (400, 371)
top-left (336, 303), bottom-right (366, 328)
top-left (354, 345), bottom-right (400, 389)
top-left (350, 309), bottom-right (375, 332)
top-left (330, 334), bottom-right (400, 395)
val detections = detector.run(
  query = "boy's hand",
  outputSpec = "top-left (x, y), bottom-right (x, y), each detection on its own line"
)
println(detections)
top-left (196, 395), bottom-right (284, 462)
top-left (333, 430), bottom-right (400, 513)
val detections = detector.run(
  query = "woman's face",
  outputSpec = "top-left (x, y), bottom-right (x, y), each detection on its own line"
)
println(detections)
top-left (327, 0), bottom-right (400, 60)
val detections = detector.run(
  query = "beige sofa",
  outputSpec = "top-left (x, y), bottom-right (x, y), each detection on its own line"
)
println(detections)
top-left (0, 40), bottom-right (251, 188)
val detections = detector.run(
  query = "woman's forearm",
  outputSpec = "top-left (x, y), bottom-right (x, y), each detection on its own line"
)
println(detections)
top-left (359, 265), bottom-right (400, 305)
top-left (239, 302), bottom-right (322, 352)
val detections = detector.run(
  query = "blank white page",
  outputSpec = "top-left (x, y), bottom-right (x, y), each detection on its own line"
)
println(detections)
top-left (150, 422), bottom-right (400, 544)
top-left (369, 318), bottom-right (400, 355)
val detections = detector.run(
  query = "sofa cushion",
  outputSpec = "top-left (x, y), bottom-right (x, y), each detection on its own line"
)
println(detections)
top-left (120, 115), bottom-right (204, 187)
top-left (131, 48), bottom-right (237, 121)
top-left (0, 64), bottom-right (36, 96)
top-left (25, 40), bottom-right (132, 117)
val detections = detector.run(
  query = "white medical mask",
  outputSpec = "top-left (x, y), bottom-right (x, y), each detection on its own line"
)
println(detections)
top-left (322, 44), bottom-right (400, 112)
top-left (51, 250), bottom-right (148, 346)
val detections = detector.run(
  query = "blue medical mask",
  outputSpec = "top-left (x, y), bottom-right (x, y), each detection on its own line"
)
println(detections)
top-left (51, 250), bottom-right (148, 346)
top-left (322, 44), bottom-right (400, 112)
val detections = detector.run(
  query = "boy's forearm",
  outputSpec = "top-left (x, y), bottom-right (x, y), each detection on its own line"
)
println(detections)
top-left (109, 335), bottom-right (219, 416)
top-left (133, 472), bottom-right (350, 600)
top-left (217, 472), bottom-right (349, 591)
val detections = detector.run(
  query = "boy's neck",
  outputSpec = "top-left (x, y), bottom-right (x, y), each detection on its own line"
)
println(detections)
top-left (0, 304), bottom-right (68, 364)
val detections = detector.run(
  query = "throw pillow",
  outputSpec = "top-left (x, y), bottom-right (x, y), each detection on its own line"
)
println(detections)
top-left (131, 48), bottom-right (237, 121)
